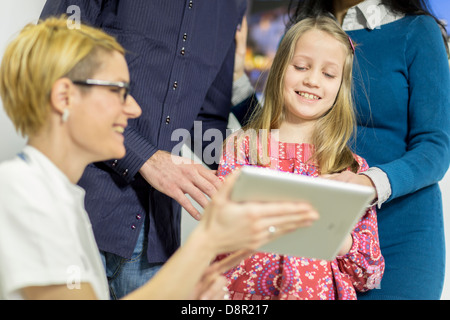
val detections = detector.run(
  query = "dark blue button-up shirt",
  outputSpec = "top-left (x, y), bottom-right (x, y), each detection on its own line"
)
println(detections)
top-left (41, 0), bottom-right (246, 262)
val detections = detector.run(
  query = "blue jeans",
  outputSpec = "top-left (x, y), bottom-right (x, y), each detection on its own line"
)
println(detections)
top-left (100, 220), bottom-right (163, 300)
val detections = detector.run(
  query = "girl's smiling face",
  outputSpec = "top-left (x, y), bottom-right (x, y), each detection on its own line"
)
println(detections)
top-left (283, 28), bottom-right (347, 126)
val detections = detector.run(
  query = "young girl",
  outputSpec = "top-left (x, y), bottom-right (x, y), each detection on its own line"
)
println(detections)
top-left (217, 16), bottom-right (384, 300)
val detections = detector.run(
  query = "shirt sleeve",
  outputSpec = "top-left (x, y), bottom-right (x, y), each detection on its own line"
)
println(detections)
top-left (108, 127), bottom-right (158, 183)
top-left (333, 155), bottom-right (385, 294)
top-left (0, 172), bottom-right (88, 299)
top-left (190, 40), bottom-right (237, 169)
top-left (360, 166), bottom-right (391, 208)
top-left (213, 133), bottom-right (250, 263)
top-left (377, 16), bottom-right (450, 201)
top-left (40, 0), bottom-right (159, 183)
top-left (40, 0), bottom-right (105, 25)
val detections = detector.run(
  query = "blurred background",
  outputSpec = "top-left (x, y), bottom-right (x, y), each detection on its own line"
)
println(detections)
top-left (244, 0), bottom-right (449, 96)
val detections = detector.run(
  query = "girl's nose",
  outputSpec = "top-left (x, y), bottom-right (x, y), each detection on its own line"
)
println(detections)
top-left (303, 69), bottom-right (320, 87)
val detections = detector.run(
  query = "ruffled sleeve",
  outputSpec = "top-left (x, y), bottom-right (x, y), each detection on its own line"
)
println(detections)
top-left (217, 131), bottom-right (251, 179)
top-left (331, 154), bottom-right (385, 298)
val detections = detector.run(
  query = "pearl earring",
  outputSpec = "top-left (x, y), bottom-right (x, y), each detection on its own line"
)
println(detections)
top-left (62, 109), bottom-right (70, 123)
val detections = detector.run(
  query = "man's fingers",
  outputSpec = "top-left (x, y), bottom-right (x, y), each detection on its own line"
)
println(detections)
top-left (191, 174), bottom-right (219, 199)
top-left (183, 184), bottom-right (210, 209)
top-left (175, 192), bottom-right (202, 221)
top-left (197, 167), bottom-right (222, 191)
top-left (211, 169), bottom-right (241, 202)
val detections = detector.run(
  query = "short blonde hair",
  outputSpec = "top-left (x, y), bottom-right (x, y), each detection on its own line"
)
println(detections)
top-left (0, 16), bottom-right (125, 137)
top-left (246, 16), bottom-right (358, 174)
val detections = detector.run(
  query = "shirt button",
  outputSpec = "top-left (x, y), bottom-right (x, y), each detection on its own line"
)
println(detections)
top-left (172, 81), bottom-right (178, 90)
top-left (180, 47), bottom-right (185, 55)
top-left (188, 1), bottom-right (193, 9)
top-left (122, 169), bottom-right (129, 177)
top-left (136, 214), bottom-right (142, 220)
top-left (111, 160), bottom-right (118, 167)
top-left (183, 33), bottom-right (187, 41)
top-left (165, 116), bottom-right (171, 124)
top-left (131, 224), bottom-right (136, 230)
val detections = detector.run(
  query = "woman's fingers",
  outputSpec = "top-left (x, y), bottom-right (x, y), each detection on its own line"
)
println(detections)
top-left (209, 249), bottom-right (254, 275)
top-left (201, 170), bottom-right (319, 254)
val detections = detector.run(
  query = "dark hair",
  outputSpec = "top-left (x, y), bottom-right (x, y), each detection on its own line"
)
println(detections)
top-left (288, 0), bottom-right (449, 55)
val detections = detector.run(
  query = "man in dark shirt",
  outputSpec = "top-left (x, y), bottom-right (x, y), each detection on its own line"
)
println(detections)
top-left (41, 0), bottom-right (246, 299)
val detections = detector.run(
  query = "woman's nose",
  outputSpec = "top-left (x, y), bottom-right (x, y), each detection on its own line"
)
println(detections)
top-left (124, 95), bottom-right (142, 119)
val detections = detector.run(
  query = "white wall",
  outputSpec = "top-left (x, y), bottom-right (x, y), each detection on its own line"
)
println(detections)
top-left (0, 0), bottom-right (449, 300)
top-left (441, 171), bottom-right (450, 299)
top-left (0, 0), bottom-right (45, 160)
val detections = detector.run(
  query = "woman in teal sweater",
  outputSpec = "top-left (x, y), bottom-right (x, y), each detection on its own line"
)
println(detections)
top-left (286, 0), bottom-right (450, 299)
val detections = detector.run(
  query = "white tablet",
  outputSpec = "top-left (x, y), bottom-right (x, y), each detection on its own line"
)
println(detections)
top-left (230, 166), bottom-right (375, 260)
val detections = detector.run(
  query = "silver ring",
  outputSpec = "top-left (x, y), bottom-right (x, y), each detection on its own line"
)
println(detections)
top-left (268, 225), bottom-right (276, 235)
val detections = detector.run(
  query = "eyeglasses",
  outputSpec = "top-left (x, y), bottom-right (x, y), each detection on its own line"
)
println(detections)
top-left (72, 79), bottom-right (130, 103)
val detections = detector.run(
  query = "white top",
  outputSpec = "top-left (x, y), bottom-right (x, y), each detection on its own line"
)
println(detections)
top-left (0, 146), bottom-right (109, 300)
top-left (341, 0), bottom-right (405, 31)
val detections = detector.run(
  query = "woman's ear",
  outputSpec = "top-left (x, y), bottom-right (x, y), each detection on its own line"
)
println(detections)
top-left (50, 78), bottom-right (73, 117)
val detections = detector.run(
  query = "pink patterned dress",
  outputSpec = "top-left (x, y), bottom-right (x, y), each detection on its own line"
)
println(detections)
top-left (216, 135), bottom-right (385, 300)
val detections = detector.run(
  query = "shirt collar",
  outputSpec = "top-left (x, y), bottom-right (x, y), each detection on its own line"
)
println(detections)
top-left (22, 145), bottom-right (86, 199)
top-left (342, 0), bottom-right (404, 31)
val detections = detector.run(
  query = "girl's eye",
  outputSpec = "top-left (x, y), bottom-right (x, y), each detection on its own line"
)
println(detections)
top-left (324, 72), bottom-right (336, 79)
top-left (294, 65), bottom-right (307, 71)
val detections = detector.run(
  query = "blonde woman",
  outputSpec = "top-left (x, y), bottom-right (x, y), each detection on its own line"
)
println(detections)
top-left (0, 17), bottom-right (319, 300)
top-left (217, 16), bottom-right (384, 300)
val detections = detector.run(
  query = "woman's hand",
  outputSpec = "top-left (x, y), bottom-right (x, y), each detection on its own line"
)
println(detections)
top-left (199, 170), bottom-right (319, 255)
top-left (189, 249), bottom-right (258, 300)
top-left (321, 171), bottom-right (377, 201)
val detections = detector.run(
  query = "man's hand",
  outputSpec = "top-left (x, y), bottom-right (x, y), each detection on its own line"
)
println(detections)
top-left (139, 150), bottom-right (221, 220)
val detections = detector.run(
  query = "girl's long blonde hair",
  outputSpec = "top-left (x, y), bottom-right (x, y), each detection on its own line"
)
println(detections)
top-left (245, 15), bottom-right (358, 174)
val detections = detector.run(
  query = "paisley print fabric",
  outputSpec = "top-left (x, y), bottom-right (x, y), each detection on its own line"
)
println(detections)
top-left (216, 135), bottom-right (385, 300)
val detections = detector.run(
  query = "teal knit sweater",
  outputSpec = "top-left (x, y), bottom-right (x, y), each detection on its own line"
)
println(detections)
top-left (349, 15), bottom-right (450, 201)
top-left (349, 15), bottom-right (450, 299)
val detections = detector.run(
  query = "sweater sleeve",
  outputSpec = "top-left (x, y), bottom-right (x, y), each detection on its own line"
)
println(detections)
top-left (377, 16), bottom-right (450, 201)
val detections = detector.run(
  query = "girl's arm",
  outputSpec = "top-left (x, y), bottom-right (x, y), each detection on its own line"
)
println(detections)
top-left (334, 155), bottom-right (385, 291)
top-left (334, 205), bottom-right (384, 292)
